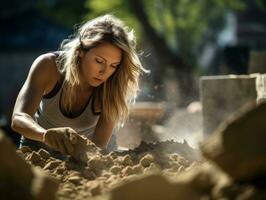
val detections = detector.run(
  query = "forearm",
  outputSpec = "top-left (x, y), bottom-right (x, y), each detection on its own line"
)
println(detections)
top-left (92, 117), bottom-right (116, 149)
top-left (91, 135), bottom-right (109, 149)
top-left (92, 128), bottom-right (113, 149)
top-left (11, 112), bottom-right (46, 142)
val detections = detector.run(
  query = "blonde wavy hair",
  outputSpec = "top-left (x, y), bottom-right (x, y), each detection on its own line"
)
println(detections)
top-left (56, 14), bottom-right (148, 126)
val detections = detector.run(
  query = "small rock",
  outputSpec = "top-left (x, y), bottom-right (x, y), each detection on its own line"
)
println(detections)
top-left (140, 154), bottom-right (154, 168)
top-left (20, 146), bottom-right (32, 154)
top-left (121, 155), bottom-right (133, 166)
top-left (38, 149), bottom-right (50, 160)
top-left (28, 152), bottom-right (42, 163)
top-left (110, 166), bottom-right (122, 175)
top-left (122, 166), bottom-right (135, 176)
top-left (108, 152), bottom-right (118, 159)
top-left (43, 160), bottom-right (61, 170)
top-left (67, 176), bottom-right (82, 184)
top-left (87, 181), bottom-right (101, 196)
top-left (132, 164), bottom-right (143, 174)
top-left (88, 155), bottom-right (104, 170)
top-left (55, 167), bottom-right (65, 174)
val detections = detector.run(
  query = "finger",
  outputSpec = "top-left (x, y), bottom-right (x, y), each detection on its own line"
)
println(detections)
top-left (69, 132), bottom-right (78, 144)
top-left (45, 133), bottom-right (57, 149)
top-left (62, 134), bottom-right (74, 154)
top-left (55, 136), bottom-right (67, 154)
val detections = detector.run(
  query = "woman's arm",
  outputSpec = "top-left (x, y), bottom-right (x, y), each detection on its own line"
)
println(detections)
top-left (11, 54), bottom-right (58, 141)
top-left (12, 54), bottom-right (78, 154)
top-left (92, 115), bottom-right (116, 149)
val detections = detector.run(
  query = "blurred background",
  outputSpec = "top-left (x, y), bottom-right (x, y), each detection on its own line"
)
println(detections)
top-left (0, 0), bottom-right (266, 148)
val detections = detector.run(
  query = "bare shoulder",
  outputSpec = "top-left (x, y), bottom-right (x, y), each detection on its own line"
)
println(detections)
top-left (31, 53), bottom-right (60, 78)
top-left (28, 53), bottom-right (61, 87)
top-left (24, 52), bottom-right (62, 96)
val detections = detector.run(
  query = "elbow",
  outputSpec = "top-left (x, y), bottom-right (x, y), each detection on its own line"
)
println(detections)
top-left (11, 114), bottom-right (19, 132)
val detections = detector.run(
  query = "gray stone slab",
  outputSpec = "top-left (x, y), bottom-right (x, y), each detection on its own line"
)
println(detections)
top-left (200, 75), bottom-right (257, 136)
top-left (248, 51), bottom-right (266, 74)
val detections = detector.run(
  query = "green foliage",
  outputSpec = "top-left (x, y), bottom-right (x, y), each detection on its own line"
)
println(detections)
top-left (214, 0), bottom-right (246, 10)
top-left (143, 0), bottom-right (245, 65)
top-left (85, 0), bottom-right (248, 68)
top-left (85, 0), bottom-right (142, 38)
top-left (256, 0), bottom-right (266, 11)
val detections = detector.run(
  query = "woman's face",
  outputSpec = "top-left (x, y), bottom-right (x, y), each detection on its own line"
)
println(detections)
top-left (79, 42), bottom-right (122, 87)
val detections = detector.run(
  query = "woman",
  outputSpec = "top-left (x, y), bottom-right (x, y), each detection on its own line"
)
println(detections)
top-left (11, 14), bottom-right (147, 157)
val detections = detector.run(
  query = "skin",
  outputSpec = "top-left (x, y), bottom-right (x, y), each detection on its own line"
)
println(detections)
top-left (12, 42), bottom-right (122, 154)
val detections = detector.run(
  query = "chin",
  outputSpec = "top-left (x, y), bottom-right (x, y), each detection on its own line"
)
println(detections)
top-left (89, 81), bottom-right (103, 87)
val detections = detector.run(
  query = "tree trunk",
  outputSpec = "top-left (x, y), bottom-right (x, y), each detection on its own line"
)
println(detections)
top-left (128, 0), bottom-right (195, 107)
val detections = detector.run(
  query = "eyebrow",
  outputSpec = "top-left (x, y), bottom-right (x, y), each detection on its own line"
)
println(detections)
top-left (95, 54), bottom-right (121, 64)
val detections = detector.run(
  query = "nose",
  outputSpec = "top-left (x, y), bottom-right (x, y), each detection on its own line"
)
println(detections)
top-left (99, 64), bottom-right (106, 74)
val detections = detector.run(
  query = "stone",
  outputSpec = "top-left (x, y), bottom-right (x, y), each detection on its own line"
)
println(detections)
top-left (70, 134), bottom-right (101, 163)
top-left (38, 148), bottom-right (50, 160)
top-left (256, 73), bottom-right (266, 103)
top-left (201, 101), bottom-right (266, 182)
top-left (0, 129), bottom-right (59, 200)
top-left (28, 152), bottom-right (42, 163)
top-left (87, 181), bottom-right (101, 196)
top-left (121, 155), bottom-right (133, 166)
top-left (110, 174), bottom-right (178, 200)
top-left (67, 175), bottom-right (82, 184)
top-left (43, 160), bottom-right (62, 170)
top-left (248, 51), bottom-right (266, 74)
top-left (200, 75), bottom-right (257, 135)
top-left (0, 130), bottom-right (34, 200)
top-left (31, 167), bottom-right (59, 200)
top-left (140, 154), bottom-right (154, 168)
top-left (20, 146), bottom-right (32, 154)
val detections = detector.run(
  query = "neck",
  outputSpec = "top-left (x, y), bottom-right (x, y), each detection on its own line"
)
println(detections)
top-left (76, 84), bottom-right (94, 95)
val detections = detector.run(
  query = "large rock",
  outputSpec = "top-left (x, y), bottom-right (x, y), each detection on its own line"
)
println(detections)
top-left (256, 73), bottom-right (266, 103)
top-left (200, 75), bottom-right (257, 136)
top-left (0, 129), bottom-right (34, 199)
top-left (110, 164), bottom-right (230, 200)
top-left (248, 51), bottom-right (266, 74)
top-left (70, 134), bottom-right (101, 163)
top-left (201, 101), bottom-right (266, 182)
top-left (0, 129), bottom-right (58, 200)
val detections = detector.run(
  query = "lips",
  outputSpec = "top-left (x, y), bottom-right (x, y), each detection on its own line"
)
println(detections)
top-left (94, 78), bottom-right (104, 82)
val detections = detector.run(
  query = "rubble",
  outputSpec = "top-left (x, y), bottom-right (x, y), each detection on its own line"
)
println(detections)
top-left (1, 101), bottom-right (266, 199)
top-left (201, 101), bottom-right (266, 182)
top-left (0, 129), bottom-right (58, 200)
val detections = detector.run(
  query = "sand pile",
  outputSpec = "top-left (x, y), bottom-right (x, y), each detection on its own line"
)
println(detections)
top-left (2, 101), bottom-right (266, 200)
top-left (108, 102), bottom-right (266, 200)
top-left (0, 130), bottom-right (58, 200)
top-left (17, 138), bottom-right (200, 200)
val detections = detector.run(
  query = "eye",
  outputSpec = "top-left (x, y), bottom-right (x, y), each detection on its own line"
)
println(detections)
top-left (111, 65), bottom-right (117, 69)
top-left (111, 64), bottom-right (120, 69)
top-left (95, 58), bottom-right (103, 64)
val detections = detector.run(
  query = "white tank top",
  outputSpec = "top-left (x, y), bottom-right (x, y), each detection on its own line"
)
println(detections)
top-left (35, 80), bottom-right (100, 139)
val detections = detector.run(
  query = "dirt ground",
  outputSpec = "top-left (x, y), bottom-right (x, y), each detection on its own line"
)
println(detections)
top-left (17, 139), bottom-right (201, 200)
top-left (2, 102), bottom-right (266, 199)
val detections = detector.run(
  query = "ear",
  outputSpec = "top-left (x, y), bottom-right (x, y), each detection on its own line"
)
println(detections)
top-left (77, 48), bottom-right (84, 58)
top-left (80, 50), bottom-right (85, 58)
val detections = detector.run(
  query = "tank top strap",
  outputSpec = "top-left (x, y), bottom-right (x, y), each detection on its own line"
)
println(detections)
top-left (43, 65), bottom-right (65, 99)
top-left (43, 78), bottom-right (63, 99)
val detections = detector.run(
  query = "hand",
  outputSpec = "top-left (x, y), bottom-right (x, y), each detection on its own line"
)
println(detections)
top-left (43, 127), bottom-right (78, 154)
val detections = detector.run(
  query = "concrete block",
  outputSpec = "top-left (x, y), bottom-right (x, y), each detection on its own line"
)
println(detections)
top-left (248, 51), bottom-right (266, 74)
top-left (0, 129), bottom-right (34, 200)
top-left (256, 73), bottom-right (266, 103)
top-left (200, 75), bottom-right (257, 135)
top-left (0, 129), bottom-right (59, 200)
top-left (201, 102), bottom-right (266, 182)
